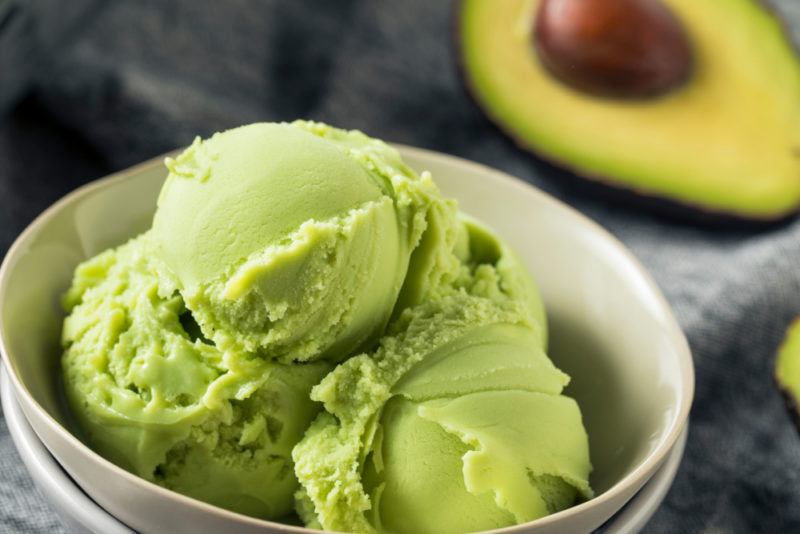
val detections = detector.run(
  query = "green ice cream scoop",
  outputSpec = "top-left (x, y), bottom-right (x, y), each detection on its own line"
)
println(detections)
top-left (62, 237), bottom-right (331, 518)
top-left (151, 121), bottom-right (441, 363)
top-left (364, 326), bottom-right (591, 533)
top-left (293, 222), bottom-right (592, 533)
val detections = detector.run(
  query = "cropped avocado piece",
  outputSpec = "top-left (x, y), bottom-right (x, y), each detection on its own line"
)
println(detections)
top-left (776, 318), bottom-right (800, 432)
top-left (458, 0), bottom-right (800, 220)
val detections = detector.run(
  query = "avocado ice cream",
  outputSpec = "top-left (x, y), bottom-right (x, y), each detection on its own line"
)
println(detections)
top-left (61, 120), bottom-right (592, 530)
top-left (150, 121), bottom-right (436, 362)
top-left (293, 219), bottom-right (592, 533)
top-left (62, 237), bottom-right (330, 517)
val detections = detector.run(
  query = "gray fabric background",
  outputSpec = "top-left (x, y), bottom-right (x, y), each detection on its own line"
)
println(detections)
top-left (2, 0), bottom-right (800, 532)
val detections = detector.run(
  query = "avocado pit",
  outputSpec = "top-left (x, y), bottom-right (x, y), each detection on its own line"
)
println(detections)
top-left (533, 0), bottom-right (693, 99)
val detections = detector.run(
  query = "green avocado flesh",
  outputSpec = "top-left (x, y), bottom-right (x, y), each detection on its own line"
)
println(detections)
top-left (776, 318), bottom-right (800, 427)
top-left (459, 0), bottom-right (800, 219)
top-left (62, 121), bottom-right (591, 530)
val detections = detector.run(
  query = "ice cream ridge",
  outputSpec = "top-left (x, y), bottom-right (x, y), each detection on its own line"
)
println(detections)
top-left (61, 120), bottom-right (592, 532)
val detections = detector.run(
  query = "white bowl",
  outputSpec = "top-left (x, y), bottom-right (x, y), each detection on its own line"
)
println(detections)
top-left (0, 145), bottom-right (694, 533)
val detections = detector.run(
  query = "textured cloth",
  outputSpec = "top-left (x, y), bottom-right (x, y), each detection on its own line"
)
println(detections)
top-left (2, 1), bottom-right (800, 532)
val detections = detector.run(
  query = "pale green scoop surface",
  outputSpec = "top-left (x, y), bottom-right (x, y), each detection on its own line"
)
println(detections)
top-left (62, 236), bottom-right (331, 518)
top-left (293, 218), bottom-right (592, 533)
top-left (150, 121), bottom-right (443, 363)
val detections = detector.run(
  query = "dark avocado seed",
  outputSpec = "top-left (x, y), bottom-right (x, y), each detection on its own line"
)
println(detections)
top-left (533, 0), bottom-right (693, 99)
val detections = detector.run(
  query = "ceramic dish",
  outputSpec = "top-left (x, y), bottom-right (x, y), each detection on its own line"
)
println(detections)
top-left (0, 145), bottom-right (694, 533)
top-left (1, 364), bottom-right (687, 534)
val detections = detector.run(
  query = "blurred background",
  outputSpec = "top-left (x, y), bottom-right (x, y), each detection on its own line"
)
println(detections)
top-left (2, 0), bottom-right (800, 532)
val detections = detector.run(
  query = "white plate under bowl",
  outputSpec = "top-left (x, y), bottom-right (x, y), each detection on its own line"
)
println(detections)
top-left (0, 144), bottom-right (694, 533)
top-left (1, 364), bottom-right (686, 534)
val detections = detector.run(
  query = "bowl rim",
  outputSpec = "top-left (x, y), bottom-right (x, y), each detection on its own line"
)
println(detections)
top-left (0, 144), bottom-right (695, 533)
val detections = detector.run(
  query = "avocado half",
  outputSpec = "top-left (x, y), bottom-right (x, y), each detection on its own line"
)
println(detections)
top-left (776, 318), bottom-right (800, 432)
top-left (458, 0), bottom-right (800, 221)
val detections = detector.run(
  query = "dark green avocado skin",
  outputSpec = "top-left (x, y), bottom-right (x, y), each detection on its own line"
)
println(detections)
top-left (779, 385), bottom-right (800, 437)
top-left (452, 0), bottom-right (800, 226)
top-left (776, 317), bottom-right (800, 437)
